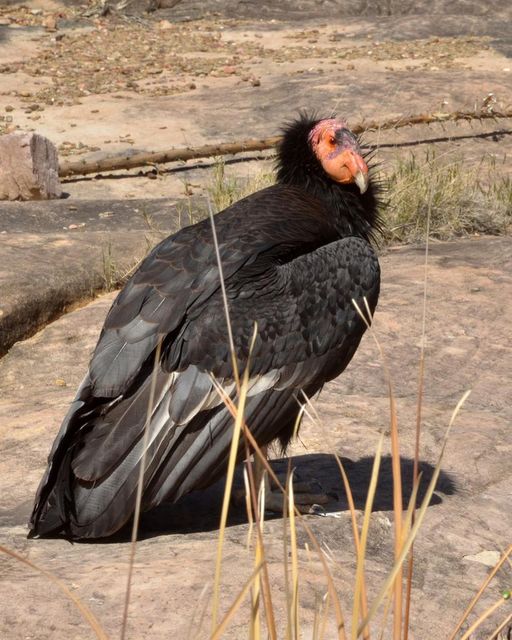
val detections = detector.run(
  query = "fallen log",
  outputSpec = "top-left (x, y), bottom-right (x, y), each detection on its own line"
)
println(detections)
top-left (58, 109), bottom-right (512, 178)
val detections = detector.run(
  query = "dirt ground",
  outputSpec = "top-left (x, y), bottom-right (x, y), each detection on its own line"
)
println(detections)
top-left (0, 1), bottom-right (511, 639)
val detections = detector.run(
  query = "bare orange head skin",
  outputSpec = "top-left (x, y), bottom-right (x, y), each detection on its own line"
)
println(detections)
top-left (308, 118), bottom-right (369, 193)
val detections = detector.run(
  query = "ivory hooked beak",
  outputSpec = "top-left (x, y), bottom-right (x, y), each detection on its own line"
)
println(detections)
top-left (354, 170), bottom-right (369, 194)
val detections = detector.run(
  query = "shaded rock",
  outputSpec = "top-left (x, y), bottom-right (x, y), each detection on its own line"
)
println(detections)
top-left (0, 197), bottom-right (185, 356)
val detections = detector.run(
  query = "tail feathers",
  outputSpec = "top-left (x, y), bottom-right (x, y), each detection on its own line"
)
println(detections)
top-left (29, 365), bottom-right (223, 539)
top-left (29, 378), bottom-right (175, 539)
top-left (29, 376), bottom-right (94, 538)
top-left (28, 449), bottom-right (74, 538)
top-left (29, 366), bottom-right (303, 539)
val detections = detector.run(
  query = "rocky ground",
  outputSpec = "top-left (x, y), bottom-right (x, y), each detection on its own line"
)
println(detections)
top-left (0, 1), bottom-right (511, 639)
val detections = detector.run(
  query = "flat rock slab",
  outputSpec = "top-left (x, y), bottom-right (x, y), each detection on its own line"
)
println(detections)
top-left (0, 197), bottom-right (191, 355)
top-left (0, 236), bottom-right (510, 639)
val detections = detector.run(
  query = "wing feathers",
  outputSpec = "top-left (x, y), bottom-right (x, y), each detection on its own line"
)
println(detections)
top-left (30, 211), bottom-right (380, 538)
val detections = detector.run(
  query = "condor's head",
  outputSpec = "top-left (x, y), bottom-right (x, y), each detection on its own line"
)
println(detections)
top-left (276, 113), bottom-right (381, 239)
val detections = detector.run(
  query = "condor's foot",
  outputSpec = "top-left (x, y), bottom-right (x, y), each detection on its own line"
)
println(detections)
top-left (232, 461), bottom-right (331, 516)
top-left (262, 477), bottom-right (331, 515)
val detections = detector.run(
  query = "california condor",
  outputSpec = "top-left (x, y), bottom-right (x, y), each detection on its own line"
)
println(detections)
top-left (29, 113), bottom-right (382, 539)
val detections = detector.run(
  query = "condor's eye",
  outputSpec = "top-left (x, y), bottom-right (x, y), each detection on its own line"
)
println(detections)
top-left (328, 136), bottom-right (336, 146)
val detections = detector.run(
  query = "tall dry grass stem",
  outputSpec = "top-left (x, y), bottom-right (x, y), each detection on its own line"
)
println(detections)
top-left (353, 298), bottom-right (404, 639)
top-left (208, 197), bottom-right (277, 638)
top-left (288, 472), bottom-right (300, 640)
top-left (120, 339), bottom-right (162, 640)
top-left (351, 434), bottom-right (384, 639)
top-left (300, 394), bottom-right (371, 637)
top-left (210, 349), bottom-right (251, 632)
top-left (403, 165), bottom-right (434, 640)
top-left (357, 389), bottom-right (471, 635)
top-left (484, 612), bottom-right (512, 640)
top-left (207, 197), bottom-right (240, 391)
top-left (210, 381), bottom-right (348, 638)
top-left (209, 562), bottom-right (264, 640)
top-left (459, 594), bottom-right (511, 640)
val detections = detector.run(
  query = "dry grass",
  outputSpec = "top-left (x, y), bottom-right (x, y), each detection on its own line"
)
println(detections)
top-left (205, 153), bottom-right (512, 247)
top-left (208, 159), bottom-right (275, 213)
top-left (384, 152), bottom-right (512, 244)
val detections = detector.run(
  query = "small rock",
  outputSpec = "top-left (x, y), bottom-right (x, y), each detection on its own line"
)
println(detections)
top-left (251, 78), bottom-right (261, 87)
top-left (463, 550), bottom-right (501, 567)
top-left (188, 82), bottom-right (196, 90)
top-left (43, 16), bottom-right (57, 31)
top-left (0, 132), bottom-right (62, 201)
top-left (5, 105), bottom-right (14, 112)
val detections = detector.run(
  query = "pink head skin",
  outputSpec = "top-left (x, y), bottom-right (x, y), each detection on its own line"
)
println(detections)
top-left (308, 118), bottom-right (369, 193)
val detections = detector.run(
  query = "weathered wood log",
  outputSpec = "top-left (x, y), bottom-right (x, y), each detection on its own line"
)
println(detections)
top-left (58, 109), bottom-right (512, 178)
top-left (0, 133), bottom-right (62, 200)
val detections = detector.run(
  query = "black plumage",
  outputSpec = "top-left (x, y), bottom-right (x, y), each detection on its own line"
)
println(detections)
top-left (29, 113), bottom-right (382, 539)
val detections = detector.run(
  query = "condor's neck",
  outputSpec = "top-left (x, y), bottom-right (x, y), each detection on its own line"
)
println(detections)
top-left (280, 174), bottom-right (380, 244)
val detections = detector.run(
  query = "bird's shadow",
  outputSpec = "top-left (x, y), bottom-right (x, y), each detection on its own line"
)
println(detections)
top-left (105, 453), bottom-right (456, 543)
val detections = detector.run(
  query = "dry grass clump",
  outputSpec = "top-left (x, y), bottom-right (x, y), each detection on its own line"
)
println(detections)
top-left (384, 152), bottom-right (512, 243)
top-left (208, 159), bottom-right (275, 212)
top-left (206, 152), bottom-right (512, 247)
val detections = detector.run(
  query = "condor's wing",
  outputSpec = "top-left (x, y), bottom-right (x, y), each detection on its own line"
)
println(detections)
top-left (30, 225), bottom-right (379, 539)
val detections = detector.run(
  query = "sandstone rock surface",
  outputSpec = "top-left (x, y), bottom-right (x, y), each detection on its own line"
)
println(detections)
top-left (0, 236), bottom-right (510, 639)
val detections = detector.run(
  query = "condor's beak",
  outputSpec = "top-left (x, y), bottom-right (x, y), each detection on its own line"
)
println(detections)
top-left (354, 170), bottom-right (369, 194)
top-left (337, 148), bottom-right (369, 194)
